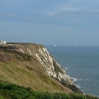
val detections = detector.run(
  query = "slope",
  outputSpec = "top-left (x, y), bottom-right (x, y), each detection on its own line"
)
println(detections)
top-left (0, 44), bottom-right (72, 93)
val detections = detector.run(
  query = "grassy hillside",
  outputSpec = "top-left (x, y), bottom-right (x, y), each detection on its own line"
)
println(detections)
top-left (0, 80), bottom-right (98, 99)
top-left (0, 47), bottom-right (72, 93)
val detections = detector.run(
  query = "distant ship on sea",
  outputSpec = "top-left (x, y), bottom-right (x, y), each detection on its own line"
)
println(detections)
top-left (54, 45), bottom-right (57, 46)
top-left (76, 45), bottom-right (78, 47)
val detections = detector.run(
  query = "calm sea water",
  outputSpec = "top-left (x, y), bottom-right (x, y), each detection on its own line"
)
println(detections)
top-left (46, 45), bottom-right (99, 97)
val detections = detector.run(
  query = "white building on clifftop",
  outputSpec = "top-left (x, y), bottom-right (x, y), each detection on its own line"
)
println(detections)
top-left (0, 40), bottom-right (6, 45)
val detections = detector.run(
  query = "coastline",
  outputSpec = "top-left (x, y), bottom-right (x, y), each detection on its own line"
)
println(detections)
top-left (71, 77), bottom-right (85, 94)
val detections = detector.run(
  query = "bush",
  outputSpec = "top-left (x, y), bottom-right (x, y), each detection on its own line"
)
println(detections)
top-left (53, 93), bottom-right (70, 99)
top-left (70, 93), bottom-right (86, 99)
top-left (0, 95), bottom-right (4, 99)
top-left (0, 80), bottom-right (99, 99)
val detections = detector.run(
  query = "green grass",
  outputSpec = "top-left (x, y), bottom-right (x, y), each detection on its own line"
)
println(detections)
top-left (0, 81), bottom-right (98, 99)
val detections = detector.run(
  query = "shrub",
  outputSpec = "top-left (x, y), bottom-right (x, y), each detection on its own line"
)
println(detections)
top-left (0, 95), bottom-right (4, 99)
top-left (53, 93), bottom-right (70, 99)
top-left (70, 93), bottom-right (87, 99)
top-left (0, 80), bottom-right (99, 99)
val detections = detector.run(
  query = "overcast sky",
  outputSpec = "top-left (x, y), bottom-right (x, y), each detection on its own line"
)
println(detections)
top-left (0, 0), bottom-right (99, 45)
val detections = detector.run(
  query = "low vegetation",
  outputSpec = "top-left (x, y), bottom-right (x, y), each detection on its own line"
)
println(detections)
top-left (0, 81), bottom-right (98, 99)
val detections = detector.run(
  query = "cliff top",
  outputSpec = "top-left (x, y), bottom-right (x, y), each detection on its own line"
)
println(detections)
top-left (0, 43), bottom-right (82, 94)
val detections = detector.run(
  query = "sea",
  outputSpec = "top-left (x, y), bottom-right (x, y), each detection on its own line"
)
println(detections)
top-left (46, 45), bottom-right (99, 97)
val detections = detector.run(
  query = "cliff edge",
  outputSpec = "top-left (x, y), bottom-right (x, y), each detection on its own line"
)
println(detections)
top-left (0, 42), bottom-right (83, 94)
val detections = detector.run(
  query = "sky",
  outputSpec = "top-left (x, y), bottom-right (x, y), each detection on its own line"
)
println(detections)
top-left (0, 0), bottom-right (99, 45)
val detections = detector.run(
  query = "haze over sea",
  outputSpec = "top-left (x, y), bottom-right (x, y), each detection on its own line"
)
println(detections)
top-left (46, 45), bottom-right (99, 97)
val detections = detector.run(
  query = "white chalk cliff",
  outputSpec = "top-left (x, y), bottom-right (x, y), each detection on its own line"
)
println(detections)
top-left (13, 43), bottom-right (73, 85)
top-left (0, 42), bottom-right (83, 93)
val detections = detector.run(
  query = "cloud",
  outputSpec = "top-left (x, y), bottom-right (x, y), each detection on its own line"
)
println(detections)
top-left (0, 9), bottom-right (99, 29)
top-left (53, 10), bottom-right (99, 18)
top-left (0, 0), bottom-right (99, 28)
top-left (56, 0), bottom-right (99, 12)
top-left (51, 10), bottom-right (99, 28)
top-left (0, 14), bottom-right (15, 18)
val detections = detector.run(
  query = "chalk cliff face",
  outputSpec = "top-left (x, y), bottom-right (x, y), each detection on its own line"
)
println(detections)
top-left (0, 43), bottom-right (82, 93)
top-left (13, 43), bottom-right (73, 85)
